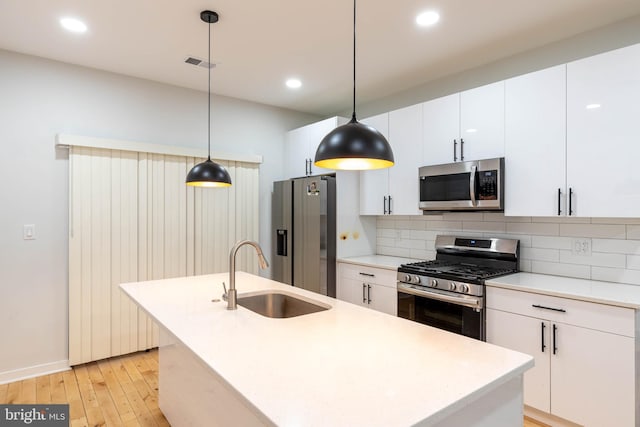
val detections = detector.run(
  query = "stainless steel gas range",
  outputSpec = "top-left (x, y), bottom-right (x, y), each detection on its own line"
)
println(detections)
top-left (397, 235), bottom-right (519, 340)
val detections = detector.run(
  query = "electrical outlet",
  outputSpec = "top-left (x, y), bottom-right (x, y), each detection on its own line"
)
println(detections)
top-left (571, 238), bottom-right (591, 256)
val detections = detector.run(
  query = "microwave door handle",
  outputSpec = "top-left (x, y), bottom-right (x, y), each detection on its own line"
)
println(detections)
top-left (469, 165), bottom-right (477, 206)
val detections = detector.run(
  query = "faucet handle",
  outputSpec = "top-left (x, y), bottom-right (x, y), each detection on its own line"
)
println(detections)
top-left (222, 282), bottom-right (228, 301)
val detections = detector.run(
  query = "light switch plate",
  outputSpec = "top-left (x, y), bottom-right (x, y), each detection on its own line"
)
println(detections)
top-left (23, 224), bottom-right (36, 240)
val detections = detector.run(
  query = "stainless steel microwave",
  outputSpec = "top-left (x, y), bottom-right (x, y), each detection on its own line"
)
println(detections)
top-left (419, 157), bottom-right (504, 212)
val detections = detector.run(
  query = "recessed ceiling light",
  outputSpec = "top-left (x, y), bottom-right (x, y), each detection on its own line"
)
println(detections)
top-left (416, 11), bottom-right (440, 27)
top-left (585, 103), bottom-right (601, 109)
top-left (286, 78), bottom-right (302, 89)
top-left (60, 17), bottom-right (87, 33)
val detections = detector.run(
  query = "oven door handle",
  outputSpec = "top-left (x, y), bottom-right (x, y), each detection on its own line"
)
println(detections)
top-left (397, 283), bottom-right (482, 310)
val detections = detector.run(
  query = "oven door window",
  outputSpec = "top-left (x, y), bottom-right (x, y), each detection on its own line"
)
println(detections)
top-left (398, 292), bottom-right (483, 340)
top-left (420, 172), bottom-right (474, 202)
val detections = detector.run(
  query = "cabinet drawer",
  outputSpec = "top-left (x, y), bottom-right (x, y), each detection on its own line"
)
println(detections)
top-left (338, 263), bottom-right (397, 288)
top-left (487, 286), bottom-right (634, 337)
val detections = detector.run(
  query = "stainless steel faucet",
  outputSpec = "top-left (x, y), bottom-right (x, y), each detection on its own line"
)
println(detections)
top-left (223, 240), bottom-right (269, 310)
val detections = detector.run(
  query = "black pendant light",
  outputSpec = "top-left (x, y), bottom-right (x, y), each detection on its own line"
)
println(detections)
top-left (186, 10), bottom-right (232, 187)
top-left (314, 0), bottom-right (394, 171)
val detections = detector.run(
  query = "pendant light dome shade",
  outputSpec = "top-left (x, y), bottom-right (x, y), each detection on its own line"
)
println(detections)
top-left (314, 117), bottom-right (394, 170)
top-left (314, 0), bottom-right (394, 171)
top-left (186, 158), bottom-right (232, 187)
top-left (185, 10), bottom-right (232, 188)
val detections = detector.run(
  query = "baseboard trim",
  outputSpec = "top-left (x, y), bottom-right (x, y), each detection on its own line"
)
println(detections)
top-left (0, 360), bottom-right (70, 385)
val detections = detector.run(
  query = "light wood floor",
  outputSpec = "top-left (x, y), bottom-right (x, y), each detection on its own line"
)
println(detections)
top-left (0, 349), bottom-right (168, 427)
top-left (1, 349), bottom-right (550, 427)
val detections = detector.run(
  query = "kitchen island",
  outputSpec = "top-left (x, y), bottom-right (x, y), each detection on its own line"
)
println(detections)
top-left (121, 272), bottom-right (532, 427)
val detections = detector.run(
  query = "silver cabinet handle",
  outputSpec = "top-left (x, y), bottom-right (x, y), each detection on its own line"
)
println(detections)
top-left (383, 196), bottom-right (388, 215)
top-left (367, 284), bottom-right (372, 304)
top-left (388, 195), bottom-right (393, 214)
top-left (359, 272), bottom-right (375, 277)
top-left (308, 158), bottom-right (312, 176)
top-left (469, 164), bottom-right (477, 207)
top-left (453, 139), bottom-right (458, 162)
top-left (460, 138), bottom-right (465, 161)
top-left (362, 283), bottom-right (366, 303)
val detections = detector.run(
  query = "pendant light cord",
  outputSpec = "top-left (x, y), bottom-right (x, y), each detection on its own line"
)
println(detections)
top-left (207, 19), bottom-right (212, 161)
top-left (352, 0), bottom-right (357, 121)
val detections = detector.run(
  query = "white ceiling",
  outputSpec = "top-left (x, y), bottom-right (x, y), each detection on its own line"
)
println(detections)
top-left (2, 0), bottom-right (640, 116)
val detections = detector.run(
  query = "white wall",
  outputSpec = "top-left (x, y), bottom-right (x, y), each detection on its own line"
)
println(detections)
top-left (0, 48), bottom-right (318, 378)
top-left (377, 214), bottom-right (640, 286)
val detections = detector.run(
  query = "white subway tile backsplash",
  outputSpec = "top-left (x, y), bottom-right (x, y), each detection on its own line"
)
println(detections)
top-left (531, 261), bottom-right (591, 279)
top-left (519, 260), bottom-right (532, 272)
top-left (592, 217), bottom-right (640, 225)
top-left (559, 250), bottom-right (626, 268)
top-left (591, 267), bottom-right (640, 286)
top-left (627, 256), bottom-right (640, 270)
top-left (442, 212), bottom-right (484, 221)
top-left (521, 247), bottom-right (560, 262)
top-left (532, 216), bottom-right (591, 224)
top-left (426, 221), bottom-right (463, 231)
top-left (592, 239), bottom-right (640, 255)
top-left (506, 222), bottom-right (559, 236)
top-left (531, 236), bottom-right (573, 250)
top-left (410, 249), bottom-right (435, 260)
top-left (628, 226), bottom-right (640, 240)
top-left (375, 215), bottom-right (640, 283)
top-left (560, 223), bottom-right (626, 238)
top-left (463, 221), bottom-right (506, 233)
top-left (376, 237), bottom-right (395, 247)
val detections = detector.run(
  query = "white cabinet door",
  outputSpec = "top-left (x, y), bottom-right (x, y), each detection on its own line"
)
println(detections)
top-left (486, 309), bottom-right (551, 412)
top-left (285, 126), bottom-right (311, 178)
top-left (285, 117), bottom-right (345, 179)
top-left (360, 113), bottom-right (390, 215)
top-left (567, 43), bottom-right (640, 217)
top-left (460, 81), bottom-right (505, 161)
top-left (551, 323), bottom-right (635, 427)
top-left (504, 65), bottom-right (567, 217)
top-left (422, 93), bottom-right (460, 166)
top-left (337, 277), bottom-right (367, 307)
top-left (388, 104), bottom-right (423, 215)
top-left (368, 283), bottom-right (397, 316)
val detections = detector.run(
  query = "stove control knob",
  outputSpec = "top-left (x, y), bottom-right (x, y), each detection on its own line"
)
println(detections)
top-left (404, 274), bottom-right (411, 282)
top-left (412, 275), bottom-right (421, 284)
top-left (449, 282), bottom-right (457, 291)
top-left (430, 279), bottom-right (438, 288)
top-left (459, 284), bottom-right (470, 293)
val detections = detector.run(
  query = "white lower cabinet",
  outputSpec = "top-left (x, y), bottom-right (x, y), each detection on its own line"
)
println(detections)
top-left (486, 287), bottom-right (636, 427)
top-left (337, 262), bottom-right (397, 315)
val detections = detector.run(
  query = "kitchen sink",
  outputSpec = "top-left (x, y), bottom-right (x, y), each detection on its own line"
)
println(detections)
top-left (237, 291), bottom-right (330, 318)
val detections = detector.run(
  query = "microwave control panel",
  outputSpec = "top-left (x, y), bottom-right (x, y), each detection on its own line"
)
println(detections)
top-left (478, 170), bottom-right (498, 200)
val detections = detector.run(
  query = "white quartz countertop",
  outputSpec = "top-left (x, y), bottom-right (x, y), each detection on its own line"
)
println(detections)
top-left (338, 254), bottom-right (422, 270)
top-left (121, 272), bottom-right (532, 427)
top-left (487, 272), bottom-right (640, 309)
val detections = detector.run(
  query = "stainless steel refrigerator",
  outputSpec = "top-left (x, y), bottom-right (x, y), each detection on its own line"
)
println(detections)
top-left (271, 176), bottom-right (336, 297)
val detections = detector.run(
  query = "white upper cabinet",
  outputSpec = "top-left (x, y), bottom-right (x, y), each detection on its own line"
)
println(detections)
top-left (422, 93), bottom-right (460, 165)
top-left (360, 105), bottom-right (422, 216)
top-left (285, 116), bottom-right (347, 179)
top-left (460, 81), bottom-right (505, 161)
top-left (422, 82), bottom-right (504, 166)
top-left (360, 113), bottom-right (390, 215)
top-left (504, 65), bottom-right (567, 216)
top-left (566, 43), bottom-right (640, 217)
top-left (388, 104), bottom-right (423, 216)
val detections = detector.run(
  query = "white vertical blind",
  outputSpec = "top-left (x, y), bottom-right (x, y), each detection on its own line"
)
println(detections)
top-left (69, 146), bottom-right (259, 365)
